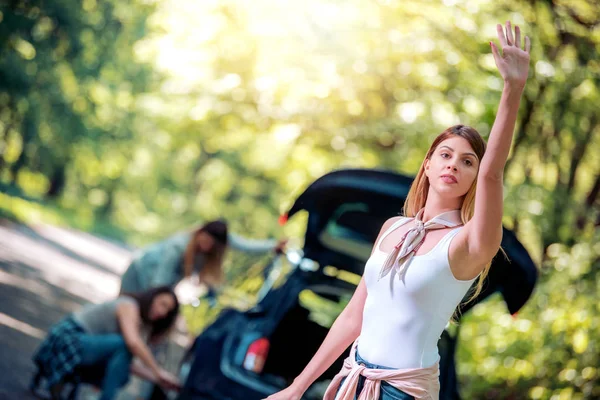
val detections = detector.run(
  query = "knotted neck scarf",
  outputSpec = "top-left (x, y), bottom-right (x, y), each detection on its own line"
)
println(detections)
top-left (379, 208), bottom-right (463, 280)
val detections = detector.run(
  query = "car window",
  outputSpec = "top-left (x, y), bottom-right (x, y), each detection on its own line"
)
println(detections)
top-left (318, 201), bottom-right (391, 263)
top-left (298, 287), bottom-right (353, 329)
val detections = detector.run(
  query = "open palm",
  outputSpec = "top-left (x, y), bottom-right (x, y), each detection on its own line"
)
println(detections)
top-left (491, 21), bottom-right (531, 87)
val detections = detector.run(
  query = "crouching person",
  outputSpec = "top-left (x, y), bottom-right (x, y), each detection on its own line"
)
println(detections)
top-left (31, 286), bottom-right (181, 400)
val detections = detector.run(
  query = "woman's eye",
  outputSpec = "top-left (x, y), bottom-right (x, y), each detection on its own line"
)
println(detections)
top-left (464, 159), bottom-right (472, 166)
top-left (441, 153), bottom-right (449, 158)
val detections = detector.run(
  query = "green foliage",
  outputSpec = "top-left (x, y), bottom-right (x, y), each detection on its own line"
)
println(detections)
top-left (1, 0), bottom-right (599, 398)
top-left (458, 236), bottom-right (600, 399)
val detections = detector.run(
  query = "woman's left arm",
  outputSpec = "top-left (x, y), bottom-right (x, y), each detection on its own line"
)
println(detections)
top-left (228, 232), bottom-right (284, 254)
top-left (456, 21), bottom-right (531, 273)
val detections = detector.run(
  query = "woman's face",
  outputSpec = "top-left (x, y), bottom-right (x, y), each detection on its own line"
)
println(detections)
top-left (149, 293), bottom-right (176, 321)
top-left (424, 136), bottom-right (480, 198)
top-left (196, 231), bottom-right (216, 253)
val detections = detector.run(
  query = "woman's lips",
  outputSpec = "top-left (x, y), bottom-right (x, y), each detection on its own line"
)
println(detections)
top-left (441, 175), bottom-right (458, 184)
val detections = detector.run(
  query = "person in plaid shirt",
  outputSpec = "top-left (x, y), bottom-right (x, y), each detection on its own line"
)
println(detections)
top-left (32, 286), bottom-right (181, 400)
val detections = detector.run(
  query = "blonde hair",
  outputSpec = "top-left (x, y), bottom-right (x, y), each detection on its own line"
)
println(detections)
top-left (403, 125), bottom-right (489, 310)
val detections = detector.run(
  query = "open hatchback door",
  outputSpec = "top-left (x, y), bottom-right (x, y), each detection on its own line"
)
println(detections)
top-left (283, 168), bottom-right (538, 314)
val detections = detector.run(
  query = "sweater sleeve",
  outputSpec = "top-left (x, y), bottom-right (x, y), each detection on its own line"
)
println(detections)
top-left (227, 232), bottom-right (278, 254)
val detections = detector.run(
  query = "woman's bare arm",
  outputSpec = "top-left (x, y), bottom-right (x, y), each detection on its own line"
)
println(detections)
top-left (452, 21), bottom-right (531, 278)
top-left (288, 278), bottom-right (367, 393)
top-left (264, 217), bottom-right (401, 399)
top-left (116, 302), bottom-right (162, 378)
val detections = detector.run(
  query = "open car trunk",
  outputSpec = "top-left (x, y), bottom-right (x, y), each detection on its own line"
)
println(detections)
top-left (284, 168), bottom-right (538, 316)
top-left (261, 283), bottom-right (353, 398)
top-left (262, 302), bottom-right (345, 381)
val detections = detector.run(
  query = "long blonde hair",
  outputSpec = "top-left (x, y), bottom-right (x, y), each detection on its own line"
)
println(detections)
top-left (183, 220), bottom-right (228, 287)
top-left (403, 125), bottom-right (489, 308)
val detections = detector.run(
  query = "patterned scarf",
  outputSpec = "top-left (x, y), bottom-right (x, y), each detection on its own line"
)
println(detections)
top-left (379, 208), bottom-right (463, 280)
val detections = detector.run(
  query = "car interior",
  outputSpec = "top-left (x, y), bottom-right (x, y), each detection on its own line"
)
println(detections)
top-left (261, 282), bottom-right (354, 397)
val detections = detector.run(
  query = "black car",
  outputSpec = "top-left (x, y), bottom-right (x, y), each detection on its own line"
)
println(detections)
top-left (176, 168), bottom-right (538, 400)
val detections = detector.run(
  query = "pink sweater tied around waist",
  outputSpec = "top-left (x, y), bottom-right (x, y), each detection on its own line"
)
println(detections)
top-left (323, 342), bottom-right (440, 400)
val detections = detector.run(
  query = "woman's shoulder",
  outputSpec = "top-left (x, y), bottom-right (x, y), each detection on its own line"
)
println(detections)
top-left (115, 295), bottom-right (139, 309)
top-left (380, 215), bottom-right (411, 231)
top-left (113, 296), bottom-right (142, 321)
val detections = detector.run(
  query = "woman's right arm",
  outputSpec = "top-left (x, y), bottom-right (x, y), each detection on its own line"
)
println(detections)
top-left (116, 301), bottom-right (163, 378)
top-left (116, 301), bottom-right (180, 391)
top-left (279, 278), bottom-right (367, 398)
top-left (264, 217), bottom-right (399, 400)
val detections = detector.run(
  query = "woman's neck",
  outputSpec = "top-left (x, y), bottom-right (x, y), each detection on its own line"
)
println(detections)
top-left (422, 192), bottom-right (463, 222)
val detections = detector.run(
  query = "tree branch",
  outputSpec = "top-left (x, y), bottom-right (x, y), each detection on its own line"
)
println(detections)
top-left (567, 115), bottom-right (597, 193)
top-left (576, 171), bottom-right (600, 230)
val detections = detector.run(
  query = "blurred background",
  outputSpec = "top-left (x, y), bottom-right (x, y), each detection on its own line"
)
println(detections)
top-left (0, 0), bottom-right (598, 399)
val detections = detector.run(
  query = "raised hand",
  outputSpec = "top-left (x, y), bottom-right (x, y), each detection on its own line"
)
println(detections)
top-left (491, 21), bottom-right (531, 88)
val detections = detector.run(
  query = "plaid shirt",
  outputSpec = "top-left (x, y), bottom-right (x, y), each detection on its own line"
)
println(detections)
top-left (33, 317), bottom-right (85, 388)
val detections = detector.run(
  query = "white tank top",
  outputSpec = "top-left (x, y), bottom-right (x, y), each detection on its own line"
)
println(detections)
top-left (357, 217), bottom-right (477, 369)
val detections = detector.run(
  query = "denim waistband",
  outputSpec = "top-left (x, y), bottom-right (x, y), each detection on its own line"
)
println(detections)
top-left (355, 350), bottom-right (395, 370)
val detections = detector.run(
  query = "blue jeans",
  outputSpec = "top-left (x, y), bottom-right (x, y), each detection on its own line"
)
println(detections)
top-left (78, 334), bottom-right (133, 400)
top-left (335, 352), bottom-right (415, 400)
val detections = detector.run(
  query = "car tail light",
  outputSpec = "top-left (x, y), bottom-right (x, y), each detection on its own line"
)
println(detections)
top-left (243, 337), bottom-right (270, 373)
top-left (278, 213), bottom-right (288, 225)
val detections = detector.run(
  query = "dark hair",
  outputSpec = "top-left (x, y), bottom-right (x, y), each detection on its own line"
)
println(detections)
top-left (200, 219), bottom-right (228, 245)
top-left (124, 286), bottom-right (180, 340)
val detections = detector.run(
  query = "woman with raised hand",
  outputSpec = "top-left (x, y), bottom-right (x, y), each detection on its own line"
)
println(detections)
top-left (265, 21), bottom-right (531, 400)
